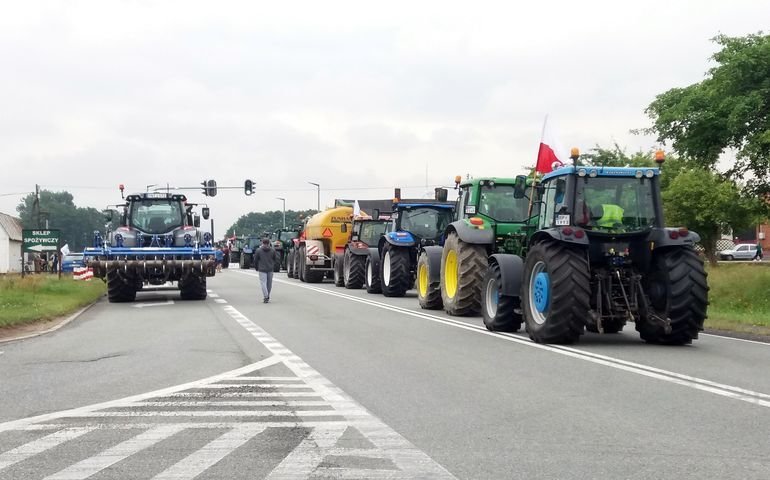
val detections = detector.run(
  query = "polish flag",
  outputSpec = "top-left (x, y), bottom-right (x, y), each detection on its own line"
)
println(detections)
top-left (535, 116), bottom-right (569, 174)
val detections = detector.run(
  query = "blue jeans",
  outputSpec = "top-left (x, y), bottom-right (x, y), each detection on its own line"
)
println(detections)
top-left (259, 271), bottom-right (273, 299)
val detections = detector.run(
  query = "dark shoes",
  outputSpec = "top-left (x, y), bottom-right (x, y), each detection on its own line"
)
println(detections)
top-left (263, 297), bottom-right (270, 303)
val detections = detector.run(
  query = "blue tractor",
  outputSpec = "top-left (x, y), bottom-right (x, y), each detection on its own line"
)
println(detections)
top-left (84, 191), bottom-right (216, 303)
top-left (492, 151), bottom-right (708, 345)
top-left (366, 188), bottom-right (455, 297)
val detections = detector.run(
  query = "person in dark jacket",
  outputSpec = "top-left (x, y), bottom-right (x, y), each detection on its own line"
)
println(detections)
top-left (254, 238), bottom-right (280, 302)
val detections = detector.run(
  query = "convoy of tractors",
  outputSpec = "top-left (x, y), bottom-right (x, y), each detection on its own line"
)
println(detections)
top-left (84, 150), bottom-right (708, 346)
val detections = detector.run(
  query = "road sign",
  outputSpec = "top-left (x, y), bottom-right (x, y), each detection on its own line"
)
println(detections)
top-left (22, 229), bottom-right (61, 253)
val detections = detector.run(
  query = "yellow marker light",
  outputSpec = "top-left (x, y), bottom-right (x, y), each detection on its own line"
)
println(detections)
top-left (570, 147), bottom-right (580, 159)
top-left (454, 175), bottom-right (462, 184)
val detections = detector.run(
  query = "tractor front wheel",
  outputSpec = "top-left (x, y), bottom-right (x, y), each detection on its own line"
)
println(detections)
top-left (107, 268), bottom-right (136, 303)
top-left (344, 250), bottom-right (365, 289)
top-left (333, 253), bottom-right (345, 287)
top-left (522, 241), bottom-right (590, 344)
top-left (380, 244), bottom-right (411, 297)
top-left (481, 263), bottom-right (521, 332)
top-left (179, 275), bottom-right (207, 300)
top-left (417, 251), bottom-right (442, 309)
top-left (365, 254), bottom-right (382, 294)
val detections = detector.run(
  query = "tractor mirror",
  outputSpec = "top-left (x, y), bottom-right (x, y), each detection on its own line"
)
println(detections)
top-left (102, 209), bottom-right (114, 222)
top-left (341, 223), bottom-right (347, 233)
top-left (193, 215), bottom-right (201, 228)
top-left (435, 188), bottom-right (448, 202)
top-left (202, 207), bottom-right (210, 220)
top-left (372, 209), bottom-right (380, 219)
top-left (514, 175), bottom-right (527, 198)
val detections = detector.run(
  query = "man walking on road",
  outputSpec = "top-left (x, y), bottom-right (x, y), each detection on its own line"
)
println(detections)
top-left (254, 238), bottom-right (279, 303)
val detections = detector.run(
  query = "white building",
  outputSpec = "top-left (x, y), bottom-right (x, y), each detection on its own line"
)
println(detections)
top-left (0, 212), bottom-right (23, 273)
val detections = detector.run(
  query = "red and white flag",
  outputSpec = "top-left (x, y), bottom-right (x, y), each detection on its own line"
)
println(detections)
top-left (535, 116), bottom-right (568, 174)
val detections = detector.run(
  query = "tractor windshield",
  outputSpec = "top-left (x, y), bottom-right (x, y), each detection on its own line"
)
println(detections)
top-left (574, 177), bottom-right (657, 232)
top-left (358, 220), bottom-right (388, 246)
top-left (130, 199), bottom-right (184, 234)
top-left (399, 207), bottom-right (454, 240)
top-left (278, 231), bottom-right (299, 242)
top-left (477, 184), bottom-right (530, 222)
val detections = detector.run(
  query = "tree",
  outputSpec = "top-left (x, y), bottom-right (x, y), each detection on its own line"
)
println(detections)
top-left (580, 143), bottom-right (656, 168)
top-left (663, 167), bottom-right (762, 265)
top-left (226, 209), bottom-right (318, 238)
top-left (16, 190), bottom-right (106, 251)
top-left (644, 33), bottom-right (770, 195)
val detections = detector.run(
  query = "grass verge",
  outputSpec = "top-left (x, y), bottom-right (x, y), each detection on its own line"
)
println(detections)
top-left (705, 263), bottom-right (770, 336)
top-left (0, 274), bottom-right (106, 328)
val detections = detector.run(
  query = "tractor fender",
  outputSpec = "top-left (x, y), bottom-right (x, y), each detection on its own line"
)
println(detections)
top-left (420, 246), bottom-right (443, 283)
top-left (367, 247), bottom-right (381, 266)
top-left (348, 243), bottom-right (370, 256)
top-left (530, 228), bottom-right (589, 246)
top-left (448, 221), bottom-right (494, 245)
top-left (489, 254), bottom-right (524, 297)
top-left (648, 228), bottom-right (701, 249)
top-left (382, 231), bottom-right (417, 248)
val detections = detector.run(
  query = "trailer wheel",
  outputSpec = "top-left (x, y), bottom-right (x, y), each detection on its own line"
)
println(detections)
top-left (107, 268), bottom-right (136, 303)
top-left (441, 232), bottom-right (486, 316)
top-left (365, 254), bottom-right (382, 294)
top-left (638, 247), bottom-right (708, 345)
top-left (522, 240), bottom-right (589, 344)
top-left (179, 275), bottom-right (207, 300)
top-left (380, 244), bottom-right (411, 297)
top-left (481, 263), bottom-right (521, 332)
top-left (333, 253), bottom-right (345, 287)
top-left (417, 251), bottom-right (442, 309)
top-left (344, 250), bottom-right (365, 289)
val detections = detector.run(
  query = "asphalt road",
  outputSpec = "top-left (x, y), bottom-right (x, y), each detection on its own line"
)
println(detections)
top-left (1, 267), bottom-right (769, 479)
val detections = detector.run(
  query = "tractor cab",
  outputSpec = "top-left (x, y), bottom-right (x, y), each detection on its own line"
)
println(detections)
top-left (393, 203), bottom-right (454, 246)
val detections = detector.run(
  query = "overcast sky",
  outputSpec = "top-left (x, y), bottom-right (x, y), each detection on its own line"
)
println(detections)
top-left (1, 0), bottom-right (768, 235)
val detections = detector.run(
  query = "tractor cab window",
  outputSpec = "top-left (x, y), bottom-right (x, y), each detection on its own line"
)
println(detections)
top-left (456, 187), bottom-right (471, 220)
top-left (575, 176), bottom-right (656, 232)
top-left (130, 200), bottom-right (184, 234)
top-left (539, 178), bottom-right (566, 229)
top-left (399, 207), bottom-right (454, 240)
top-left (359, 221), bottom-right (388, 246)
top-left (278, 231), bottom-right (299, 242)
top-left (477, 184), bottom-right (529, 222)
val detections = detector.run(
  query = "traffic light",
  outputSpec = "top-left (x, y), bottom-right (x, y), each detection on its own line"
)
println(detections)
top-left (244, 179), bottom-right (254, 196)
top-left (201, 179), bottom-right (218, 197)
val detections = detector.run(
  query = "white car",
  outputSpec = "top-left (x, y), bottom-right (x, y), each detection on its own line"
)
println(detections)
top-left (718, 243), bottom-right (758, 261)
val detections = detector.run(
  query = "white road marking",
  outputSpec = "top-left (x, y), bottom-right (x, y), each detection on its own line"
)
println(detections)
top-left (43, 424), bottom-right (186, 480)
top-left (259, 274), bottom-right (770, 410)
top-left (165, 391), bottom-right (323, 399)
top-left (208, 293), bottom-right (219, 298)
top-left (80, 410), bottom-right (369, 418)
top-left (214, 298), bottom-right (227, 304)
top-left (702, 332), bottom-right (770, 346)
top-left (265, 424), bottom-right (347, 479)
top-left (151, 424), bottom-right (266, 480)
top-left (134, 401), bottom-right (331, 407)
top-left (0, 427), bottom-right (96, 470)
top-left (132, 299), bottom-right (175, 308)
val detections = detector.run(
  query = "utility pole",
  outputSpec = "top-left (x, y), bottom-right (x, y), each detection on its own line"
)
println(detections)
top-left (276, 197), bottom-right (286, 228)
top-left (308, 182), bottom-right (320, 211)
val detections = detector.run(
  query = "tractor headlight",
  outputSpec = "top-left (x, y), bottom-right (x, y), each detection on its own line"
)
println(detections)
top-left (577, 168), bottom-right (587, 177)
top-left (589, 170), bottom-right (597, 178)
top-left (645, 170), bottom-right (654, 178)
top-left (635, 170), bottom-right (643, 179)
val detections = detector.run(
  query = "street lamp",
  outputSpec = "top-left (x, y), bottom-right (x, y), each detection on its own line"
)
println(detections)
top-left (307, 182), bottom-right (320, 211)
top-left (276, 197), bottom-right (286, 229)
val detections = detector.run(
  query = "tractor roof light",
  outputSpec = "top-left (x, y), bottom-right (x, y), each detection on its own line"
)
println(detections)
top-left (635, 170), bottom-right (643, 179)
top-left (570, 147), bottom-right (580, 162)
top-left (655, 150), bottom-right (666, 167)
top-left (589, 170), bottom-right (597, 178)
top-left (578, 168), bottom-right (587, 177)
top-left (645, 170), bottom-right (654, 178)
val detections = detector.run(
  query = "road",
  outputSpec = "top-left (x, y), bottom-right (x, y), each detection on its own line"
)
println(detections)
top-left (1, 267), bottom-right (769, 479)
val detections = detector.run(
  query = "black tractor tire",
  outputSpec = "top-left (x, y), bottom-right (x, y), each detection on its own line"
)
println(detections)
top-left (638, 247), bottom-right (708, 345)
top-left (273, 252), bottom-right (282, 273)
top-left (481, 263), bottom-right (522, 332)
top-left (365, 254), bottom-right (382, 294)
top-left (522, 241), bottom-right (590, 344)
top-left (179, 275), bottom-right (207, 300)
top-left (416, 252), bottom-right (442, 309)
top-left (293, 250), bottom-right (301, 279)
top-left (344, 250), bottom-right (365, 289)
top-left (440, 232), bottom-right (486, 316)
top-left (380, 244), bottom-right (412, 297)
top-left (333, 253), bottom-right (345, 287)
top-left (106, 268), bottom-right (136, 303)
top-left (302, 248), bottom-right (325, 284)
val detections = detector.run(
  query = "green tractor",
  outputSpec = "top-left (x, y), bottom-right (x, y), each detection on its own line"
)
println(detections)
top-left (494, 151), bottom-right (708, 345)
top-left (416, 176), bottom-right (536, 330)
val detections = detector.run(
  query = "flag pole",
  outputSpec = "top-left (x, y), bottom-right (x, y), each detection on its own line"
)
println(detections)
top-left (527, 116), bottom-right (548, 219)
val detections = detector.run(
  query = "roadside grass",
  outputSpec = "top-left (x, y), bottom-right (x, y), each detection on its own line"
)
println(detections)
top-left (0, 274), bottom-right (105, 328)
top-left (705, 263), bottom-right (770, 336)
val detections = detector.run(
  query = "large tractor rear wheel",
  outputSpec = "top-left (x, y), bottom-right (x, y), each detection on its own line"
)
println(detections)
top-left (333, 253), bottom-right (345, 287)
top-left (638, 247), bottom-right (708, 345)
top-left (417, 251), bottom-right (442, 309)
top-left (107, 268), bottom-right (136, 303)
top-left (292, 249), bottom-right (301, 279)
top-left (481, 263), bottom-right (522, 332)
top-left (179, 275), bottom-right (207, 300)
top-left (344, 250), bottom-right (365, 289)
top-left (522, 241), bottom-right (590, 344)
top-left (365, 254), bottom-right (382, 294)
top-left (441, 232), bottom-right (486, 316)
top-left (380, 244), bottom-right (411, 297)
